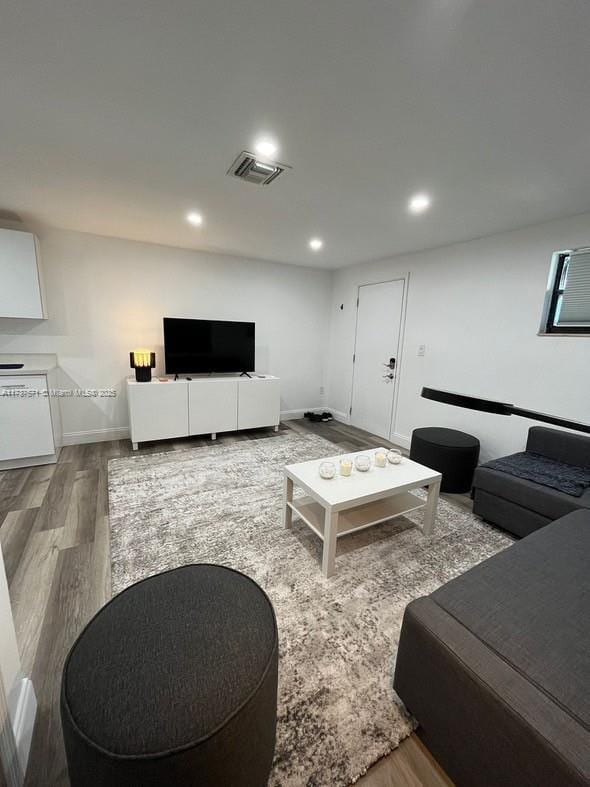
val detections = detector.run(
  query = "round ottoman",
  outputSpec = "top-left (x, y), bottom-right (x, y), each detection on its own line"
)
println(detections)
top-left (61, 564), bottom-right (278, 787)
top-left (410, 427), bottom-right (480, 493)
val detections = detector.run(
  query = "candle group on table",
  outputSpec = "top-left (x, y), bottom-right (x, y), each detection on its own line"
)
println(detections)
top-left (319, 450), bottom-right (403, 478)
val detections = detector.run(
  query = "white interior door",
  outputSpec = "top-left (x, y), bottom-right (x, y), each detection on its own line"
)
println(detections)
top-left (350, 279), bottom-right (405, 439)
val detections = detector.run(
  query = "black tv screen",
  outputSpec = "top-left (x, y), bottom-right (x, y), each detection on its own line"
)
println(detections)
top-left (163, 318), bottom-right (255, 374)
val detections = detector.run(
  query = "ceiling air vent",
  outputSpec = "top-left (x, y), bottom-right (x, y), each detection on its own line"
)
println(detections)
top-left (227, 151), bottom-right (290, 186)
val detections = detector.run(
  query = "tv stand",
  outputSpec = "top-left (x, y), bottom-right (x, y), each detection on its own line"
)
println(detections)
top-left (240, 371), bottom-right (253, 378)
top-left (127, 374), bottom-right (280, 449)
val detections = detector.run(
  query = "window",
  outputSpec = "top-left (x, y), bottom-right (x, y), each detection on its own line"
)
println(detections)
top-left (539, 248), bottom-right (590, 335)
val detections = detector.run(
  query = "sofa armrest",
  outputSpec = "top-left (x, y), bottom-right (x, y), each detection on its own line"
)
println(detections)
top-left (394, 597), bottom-right (590, 787)
top-left (526, 426), bottom-right (590, 469)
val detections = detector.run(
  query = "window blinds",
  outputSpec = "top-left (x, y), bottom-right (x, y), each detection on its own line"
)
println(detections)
top-left (557, 250), bottom-right (590, 326)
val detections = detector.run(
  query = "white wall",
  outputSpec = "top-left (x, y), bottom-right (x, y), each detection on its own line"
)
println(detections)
top-left (1, 213), bottom-right (588, 454)
top-left (0, 229), bottom-right (332, 442)
top-left (327, 212), bottom-right (590, 461)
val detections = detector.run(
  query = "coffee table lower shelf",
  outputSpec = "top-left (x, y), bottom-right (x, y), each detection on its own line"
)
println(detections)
top-left (288, 491), bottom-right (424, 540)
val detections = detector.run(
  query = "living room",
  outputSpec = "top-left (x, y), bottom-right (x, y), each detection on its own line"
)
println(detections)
top-left (0, 1), bottom-right (589, 786)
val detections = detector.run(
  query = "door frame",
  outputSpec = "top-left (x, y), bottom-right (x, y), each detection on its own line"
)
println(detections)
top-left (348, 274), bottom-right (410, 441)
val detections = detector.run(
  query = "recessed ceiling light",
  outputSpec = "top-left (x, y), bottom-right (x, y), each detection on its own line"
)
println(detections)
top-left (254, 136), bottom-right (279, 158)
top-left (408, 193), bottom-right (432, 215)
top-left (309, 238), bottom-right (323, 251)
top-left (186, 211), bottom-right (203, 227)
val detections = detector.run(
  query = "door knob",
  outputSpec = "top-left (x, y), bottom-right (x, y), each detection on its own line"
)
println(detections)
top-left (383, 373), bottom-right (394, 381)
top-left (383, 358), bottom-right (396, 370)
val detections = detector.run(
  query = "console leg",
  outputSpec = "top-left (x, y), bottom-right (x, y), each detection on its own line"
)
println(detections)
top-left (211, 432), bottom-right (217, 441)
top-left (132, 442), bottom-right (138, 451)
top-left (274, 425), bottom-right (279, 432)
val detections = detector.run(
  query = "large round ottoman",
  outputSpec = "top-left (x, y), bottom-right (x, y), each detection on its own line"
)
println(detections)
top-left (410, 427), bottom-right (480, 493)
top-left (61, 564), bottom-right (278, 787)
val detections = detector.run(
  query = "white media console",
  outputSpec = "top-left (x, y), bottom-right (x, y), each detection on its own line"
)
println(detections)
top-left (126, 374), bottom-right (280, 449)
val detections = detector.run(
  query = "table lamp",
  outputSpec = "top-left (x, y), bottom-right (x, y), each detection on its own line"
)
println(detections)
top-left (130, 350), bottom-right (155, 382)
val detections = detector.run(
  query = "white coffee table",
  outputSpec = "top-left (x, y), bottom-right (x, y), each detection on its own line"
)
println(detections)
top-left (283, 449), bottom-right (442, 577)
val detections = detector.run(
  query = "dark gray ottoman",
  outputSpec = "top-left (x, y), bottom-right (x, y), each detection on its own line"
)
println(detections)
top-left (410, 427), bottom-right (480, 493)
top-left (61, 564), bottom-right (279, 787)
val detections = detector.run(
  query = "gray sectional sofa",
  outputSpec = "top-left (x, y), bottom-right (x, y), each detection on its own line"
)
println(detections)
top-left (473, 426), bottom-right (590, 537)
top-left (394, 424), bottom-right (590, 787)
top-left (394, 509), bottom-right (590, 786)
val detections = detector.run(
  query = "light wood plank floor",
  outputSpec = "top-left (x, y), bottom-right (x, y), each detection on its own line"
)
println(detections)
top-left (0, 419), bottom-right (454, 787)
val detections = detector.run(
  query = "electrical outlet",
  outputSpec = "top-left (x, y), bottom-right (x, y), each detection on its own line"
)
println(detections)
top-left (418, 344), bottom-right (426, 357)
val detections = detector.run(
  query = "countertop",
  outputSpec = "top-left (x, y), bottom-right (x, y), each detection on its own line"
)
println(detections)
top-left (0, 353), bottom-right (57, 376)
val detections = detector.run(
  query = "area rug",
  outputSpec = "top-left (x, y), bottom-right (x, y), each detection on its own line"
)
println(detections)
top-left (108, 433), bottom-right (512, 786)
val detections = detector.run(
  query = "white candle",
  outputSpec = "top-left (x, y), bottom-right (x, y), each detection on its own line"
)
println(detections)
top-left (340, 459), bottom-right (353, 477)
top-left (375, 450), bottom-right (387, 467)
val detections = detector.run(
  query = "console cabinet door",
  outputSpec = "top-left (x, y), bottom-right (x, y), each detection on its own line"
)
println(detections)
top-left (0, 375), bottom-right (55, 460)
top-left (189, 380), bottom-right (238, 436)
top-left (128, 382), bottom-right (188, 443)
top-left (238, 379), bottom-right (280, 430)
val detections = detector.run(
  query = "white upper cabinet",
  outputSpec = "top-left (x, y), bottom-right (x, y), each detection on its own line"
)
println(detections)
top-left (0, 228), bottom-right (46, 318)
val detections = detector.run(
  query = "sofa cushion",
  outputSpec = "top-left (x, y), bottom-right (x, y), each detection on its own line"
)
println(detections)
top-left (526, 426), bottom-right (590, 469)
top-left (431, 510), bottom-right (590, 729)
top-left (474, 465), bottom-right (590, 520)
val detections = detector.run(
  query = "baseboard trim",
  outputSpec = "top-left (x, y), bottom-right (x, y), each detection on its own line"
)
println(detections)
top-left (62, 426), bottom-right (130, 445)
top-left (10, 678), bottom-right (36, 782)
top-left (280, 407), bottom-right (325, 421)
top-left (327, 408), bottom-right (350, 424)
top-left (391, 432), bottom-right (411, 450)
top-left (0, 454), bottom-right (57, 471)
top-left (63, 413), bottom-right (368, 442)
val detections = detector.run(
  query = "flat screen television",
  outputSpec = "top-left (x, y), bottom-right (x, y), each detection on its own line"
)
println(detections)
top-left (163, 317), bottom-right (255, 374)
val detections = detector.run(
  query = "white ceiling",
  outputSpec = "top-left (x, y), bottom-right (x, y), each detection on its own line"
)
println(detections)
top-left (1, 0), bottom-right (589, 269)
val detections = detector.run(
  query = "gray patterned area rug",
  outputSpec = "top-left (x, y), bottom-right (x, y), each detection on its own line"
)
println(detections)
top-left (108, 432), bottom-right (511, 786)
